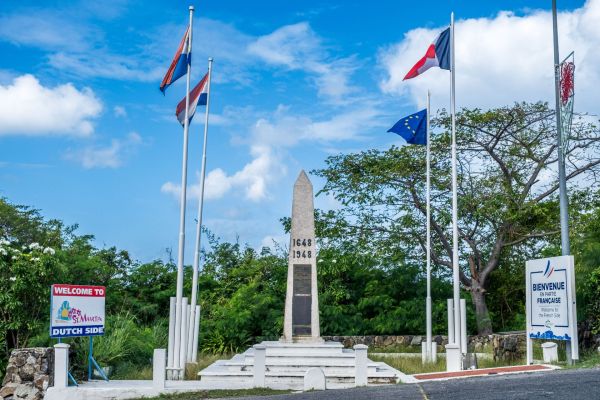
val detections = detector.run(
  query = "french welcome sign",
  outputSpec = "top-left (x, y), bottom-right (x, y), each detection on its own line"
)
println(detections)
top-left (50, 284), bottom-right (106, 338)
top-left (526, 256), bottom-right (576, 342)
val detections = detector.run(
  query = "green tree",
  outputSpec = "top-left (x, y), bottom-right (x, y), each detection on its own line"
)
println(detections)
top-left (0, 198), bottom-right (63, 248)
top-left (314, 102), bottom-right (600, 334)
top-left (198, 239), bottom-right (287, 353)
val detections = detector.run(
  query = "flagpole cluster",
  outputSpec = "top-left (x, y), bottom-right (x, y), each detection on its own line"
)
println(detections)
top-left (160, 5), bottom-right (215, 380)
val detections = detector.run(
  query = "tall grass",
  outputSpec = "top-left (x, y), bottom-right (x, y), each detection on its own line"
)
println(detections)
top-left (370, 354), bottom-right (446, 374)
top-left (185, 353), bottom-right (233, 380)
top-left (371, 354), bottom-right (526, 374)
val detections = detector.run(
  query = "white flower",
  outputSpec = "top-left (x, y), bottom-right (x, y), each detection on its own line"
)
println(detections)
top-left (11, 256), bottom-right (18, 260)
top-left (0, 248), bottom-right (7, 256)
top-left (331, 259), bottom-right (337, 264)
top-left (31, 257), bottom-right (40, 262)
top-left (29, 242), bottom-right (41, 250)
top-left (22, 245), bottom-right (27, 250)
top-left (0, 239), bottom-right (9, 246)
top-left (43, 247), bottom-right (56, 255)
top-left (9, 276), bottom-right (16, 282)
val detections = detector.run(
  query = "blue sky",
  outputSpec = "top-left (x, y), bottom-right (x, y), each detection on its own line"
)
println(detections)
top-left (0, 0), bottom-right (596, 263)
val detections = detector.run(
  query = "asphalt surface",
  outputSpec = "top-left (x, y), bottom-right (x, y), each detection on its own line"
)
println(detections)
top-left (229, 368), bottom-right (600, 400)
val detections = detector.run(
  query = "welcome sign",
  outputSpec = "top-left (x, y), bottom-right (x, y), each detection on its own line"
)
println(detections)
top-left (50, 284), bottom-right (106, 338)
top-left (525, 256), bottom-right (578, 363)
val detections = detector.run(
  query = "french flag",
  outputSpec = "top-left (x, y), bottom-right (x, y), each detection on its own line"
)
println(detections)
top-left (176, 72), bottom-right (209, 126)
top-left (160, 27), bottom-right (191, 93)
top-left (403, 27), bottom-right (450, 80)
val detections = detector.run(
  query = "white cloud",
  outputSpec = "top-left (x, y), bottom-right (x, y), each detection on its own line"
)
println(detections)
top-left (162, 145), bottom-right (285, 202)
top-left (144, 18), bottom-right (255, 86)
top-left (251, 103), bottom-right (386, 146)
top-left (65, 132), bottom-right (142, 169)
top-left (378, 0), bottom-right (600, 113)
top-left (113, 106), bottom-right (127, 118)
top-left (48, 52), bottom-right (164, 82)
top-left (0, 13), bottom-right (91, 52)
top-left (261, 234), bottom-right (288, 249)
top-left (248, 22), bottom-right (359, 104)
top-left (162, 103), bottom-right (385, 202)
top-left (0, 74), bottom-right (102, 136)
top-left (0, 70), bottom-right (17, 85)
top-left (248, 22), bottom-right (323, 67)
top-left (0, 10), bottom-right (170, 82)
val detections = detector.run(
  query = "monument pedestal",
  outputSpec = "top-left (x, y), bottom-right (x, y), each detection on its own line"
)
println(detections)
top-left (198, 171), bottom-right (410, 389)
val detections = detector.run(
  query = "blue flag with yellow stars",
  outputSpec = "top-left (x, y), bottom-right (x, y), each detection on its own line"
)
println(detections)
top-left (387, 109), bottom-right (427, 145)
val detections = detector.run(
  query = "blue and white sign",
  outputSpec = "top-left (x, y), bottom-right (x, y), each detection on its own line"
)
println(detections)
top-left (526, 256), bottom-right (578, 363)
top-left (50, 284), bottom-right (106, 338)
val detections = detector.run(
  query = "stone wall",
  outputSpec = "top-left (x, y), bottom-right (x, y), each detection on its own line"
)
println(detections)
top-left (1, 348), bottom-right (53, 400)
top-left (322, 335), bottom-right (450, 349)
top-left (489, 333), bottom-right (526, 361)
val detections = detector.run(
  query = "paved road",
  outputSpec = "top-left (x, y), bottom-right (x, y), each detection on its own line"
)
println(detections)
top-left (231, 368), bottom-right (600, 400)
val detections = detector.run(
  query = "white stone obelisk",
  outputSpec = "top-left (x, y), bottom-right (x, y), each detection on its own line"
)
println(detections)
top-left (282, 170), bottom-right (322, 343)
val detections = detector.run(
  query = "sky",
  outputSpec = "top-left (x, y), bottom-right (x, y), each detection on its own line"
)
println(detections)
top-left (0, 0), bottom-right (597, 263)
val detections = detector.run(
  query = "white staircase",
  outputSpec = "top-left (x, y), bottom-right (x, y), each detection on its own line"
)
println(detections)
top-left (198, 341), bottom-right (407, 390)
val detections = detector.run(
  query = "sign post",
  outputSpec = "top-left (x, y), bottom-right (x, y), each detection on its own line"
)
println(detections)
top-left (526, 256), bottom-right (578, 364)
top-left (50, 284), bottom-right (108, 381)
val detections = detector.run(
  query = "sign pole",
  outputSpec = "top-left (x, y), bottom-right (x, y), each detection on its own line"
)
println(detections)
top-left (88, 336), bottom-right (92, 381)
top-left (552, 0), bottom-right (576, 365)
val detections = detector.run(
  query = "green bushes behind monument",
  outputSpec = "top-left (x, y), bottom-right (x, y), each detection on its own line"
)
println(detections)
top-left (3, 192), bottom-right (600, 379)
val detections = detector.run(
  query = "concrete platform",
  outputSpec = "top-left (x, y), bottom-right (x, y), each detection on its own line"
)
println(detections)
top-left (45, 379), bottom-right (220, 400)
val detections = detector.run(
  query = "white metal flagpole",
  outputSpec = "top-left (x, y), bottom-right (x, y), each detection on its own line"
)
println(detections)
top-left (187, 57), bottom-right (213, 363)
top-left (425, 90), bottom-right (432, 362)
top-left (172, 5), bottom-right (194, 380)
top-left (450, 12), bottom-right (462, 357)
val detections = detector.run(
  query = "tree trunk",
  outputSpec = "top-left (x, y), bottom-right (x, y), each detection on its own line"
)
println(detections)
top-left (470, 282), bottom-right (493, 335)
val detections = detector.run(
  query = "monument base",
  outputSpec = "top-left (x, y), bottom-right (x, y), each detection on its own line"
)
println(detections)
top-left (279, 335), bottom-right (324, 344)
top-left (198, 341), bottom-right (412, 390)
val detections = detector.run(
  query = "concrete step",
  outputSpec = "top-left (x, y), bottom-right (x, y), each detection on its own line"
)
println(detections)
top-left (200, 363), bottom-right (398, 379)
top-left (245, 341), bottom-right (346, 357)
top-left (227, 356), bottom-right (383, 367)
top-left (200, 373), bottom-right (397, 391)
top-left (245, 353), bottom-right (357, 362)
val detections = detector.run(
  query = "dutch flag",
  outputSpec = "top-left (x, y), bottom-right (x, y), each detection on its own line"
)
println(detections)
top-left (160, 27), bottom-right (191, 93)
top-left (403, 27), bottom-right (450, 80)
top-left (176, 72), bottom-right (209, 126)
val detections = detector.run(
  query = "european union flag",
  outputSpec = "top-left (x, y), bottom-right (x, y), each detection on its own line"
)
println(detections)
top-left (388, 109), bottom-right (427, 145)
